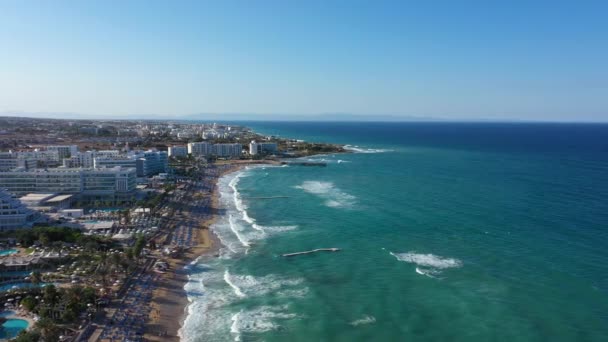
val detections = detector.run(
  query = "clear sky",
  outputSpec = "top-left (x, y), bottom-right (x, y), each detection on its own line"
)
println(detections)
top-left (1, 0), bottom-right (607, 121)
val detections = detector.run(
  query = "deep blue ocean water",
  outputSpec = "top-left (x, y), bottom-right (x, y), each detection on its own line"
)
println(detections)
top-left (182, 122), bottom-right (608, 342)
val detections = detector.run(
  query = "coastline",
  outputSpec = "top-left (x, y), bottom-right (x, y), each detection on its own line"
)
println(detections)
top-left (143, 156), bottom-right (343, 341)
top-left (143, 163), bottom-right (249, 342)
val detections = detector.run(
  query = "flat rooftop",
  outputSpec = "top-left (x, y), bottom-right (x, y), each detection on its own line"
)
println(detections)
top-left (82, 221), bottom-right (115, 230)
top-left (20, 193), bottom-right (57, 202)
top-left (45, 194), bottom-right (73, 203)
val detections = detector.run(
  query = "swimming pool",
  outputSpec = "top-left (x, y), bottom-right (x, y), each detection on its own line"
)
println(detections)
top-left (0, 318), bottom-right (29, 339)
top-left (0, 310), bottom-right (15, 317)
top-left (0, 271), bottom-right (31, 279)
top-left (0, 282), bottom-right (48, 292)
top-left (0, 249), bottom-right (18, 256)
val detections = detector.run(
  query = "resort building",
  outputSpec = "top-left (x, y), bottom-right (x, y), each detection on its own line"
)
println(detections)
top-left (0, 190), bottom-right (37, 231)
top-left (63, 150), bottom-right (120, 168)
top-left (187, 142), bottom-right (213, 156)
top-left (188, 142), bottom-right (242, 158)
top-left (93, 150), bottom-right (167, 177)
top-left (0, 150), bottom-right (61, 169)
top-left (0, 153), bottom-right (37, 171)
top-left (168, 146), bottom-right (188, 157)
top-left (249, 141), bottom-right (278, 155)
top-left (0, 167), bottom-right (137, 203)
top-left (213, 143), bottom-right (242, 158)
top-left (94, 157), bottom-right (137, 170)
top-left (135, 150), bottom-right (168, 176)
top-left (46, 145), bottom-right (78, 159)
top-left (19, 193), bottom-right (73, 212)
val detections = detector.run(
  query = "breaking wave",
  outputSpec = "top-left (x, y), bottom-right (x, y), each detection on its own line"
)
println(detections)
top-left (344, 145), bottom-right (393, 153)
top-left (391, 252), bottom-right (462, 277)
top-left (295, 180), bottom-right (356, 208)
top-left (224, 270), bottom-right (246, 298)
top-left (350, 315), bottom-right (376, 326)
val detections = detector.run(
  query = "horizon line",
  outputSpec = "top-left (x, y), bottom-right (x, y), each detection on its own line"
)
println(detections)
top-left (1, 112), bottom-right (607, 124)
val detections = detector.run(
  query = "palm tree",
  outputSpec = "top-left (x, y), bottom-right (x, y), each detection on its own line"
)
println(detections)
top-left (35, 317), bottom-right (59, 341)
top-left (31, 271), bottom-right (42, 285)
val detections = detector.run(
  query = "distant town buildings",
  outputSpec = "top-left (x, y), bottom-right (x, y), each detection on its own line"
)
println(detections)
top-left (92, 150), bottom-right (167, 177)
top-left (187, 142), bottom-right (213, 156)
top-left (187, 142), bottom-right (242, 158)
top-left (249, 141), bottom-right (278, 155)
top-left (46, 145), bottom-right (78, 159)
top-left (168, 146), bottom-right (188, 157)
top-left (214, 143), bottom-right (242, 157)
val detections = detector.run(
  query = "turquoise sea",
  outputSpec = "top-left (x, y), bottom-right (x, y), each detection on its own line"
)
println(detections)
top-left (181, 122), bottom-right (608, 342)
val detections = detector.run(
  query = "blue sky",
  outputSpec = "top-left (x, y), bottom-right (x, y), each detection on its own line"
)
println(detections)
top-left (0, 0), bottom-right (607, 121)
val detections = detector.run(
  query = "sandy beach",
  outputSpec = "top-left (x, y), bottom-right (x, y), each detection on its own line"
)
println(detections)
top-left (143, 163), bottom-right (246, 342)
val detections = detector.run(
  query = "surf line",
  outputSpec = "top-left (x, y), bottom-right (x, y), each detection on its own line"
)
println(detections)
top-left (282, 248), bottom-right (341, 257)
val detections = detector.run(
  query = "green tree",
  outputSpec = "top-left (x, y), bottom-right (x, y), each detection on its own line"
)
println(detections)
top-left (39, 233), bottom-right (50, 247)
top-left (133, 235), bottom-right (145, 259)
top-left (36, 317), bottom-right (60, 341)
top-left (15, 330), bottom-right (41, 342)
top-left (31, 271), bottom-right (42, 285)
top-left (20, 296), bottom-right (37, 312)
top-left (43, 285), bottom-right (59, 306)
top-left (125, 248), bottom-right (134, 260)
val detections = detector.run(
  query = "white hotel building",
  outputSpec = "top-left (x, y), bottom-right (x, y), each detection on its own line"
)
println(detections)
top-left (0, 190), bottom-right (37, 231)
top-left (0, 167), bottom-right (137, 203)
top-left (187, 142), bottom-right (242, 158)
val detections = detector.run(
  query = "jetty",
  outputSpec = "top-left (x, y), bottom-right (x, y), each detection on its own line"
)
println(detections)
top-left (282, 248), bottom-right (341, 257)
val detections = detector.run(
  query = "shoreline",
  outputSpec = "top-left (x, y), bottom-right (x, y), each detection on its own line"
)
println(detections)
top-left (144, 156), bottom-right (345, 341)
top-left (143, 163), bottom-right (248, 342)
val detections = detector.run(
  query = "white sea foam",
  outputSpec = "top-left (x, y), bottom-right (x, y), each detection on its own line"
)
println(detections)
top-left (344, 144), bottom-right (393, 153)
top-left (295, 180), bottom-right (356, 208)
top-left (228, 215), bottom-right (251, 248)
top-left (224, 270), bottom-right (247, 298)
top-left (391, 252), bottom-right (462, 269)
top-left (230, 305), bottom-right (298, 336)
top-left (350, 315), bottom-right (376, 326)
top-left (231, 310), bottom-right (242, 341)
top-left (415, 267), bottom-right (440, 278)
top-left (391, 252), bottom-right (462, 277)
top-left (223, 272), bottom-right (305, 298)
top-left (183, 170), bottom-right (306, 342)
top-left (229, 174), bottom-right (256, 224)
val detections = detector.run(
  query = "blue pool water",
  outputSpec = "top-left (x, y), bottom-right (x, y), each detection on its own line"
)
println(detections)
top-left (0, 282), bottom-right (48, 292)
top-left (0, 318), bottom-right (29, 339)
top-left (0, 271), bottom-right (31, 279)
top-left (0, 249), bottom-right (18, 256)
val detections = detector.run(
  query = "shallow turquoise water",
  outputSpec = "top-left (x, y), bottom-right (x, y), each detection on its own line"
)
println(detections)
top-left (183, 122), bottom-right (608, 342)
top-left (0, 249), bottom-right (18, 256)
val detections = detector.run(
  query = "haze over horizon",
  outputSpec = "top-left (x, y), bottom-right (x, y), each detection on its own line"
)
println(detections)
top-left (1, 1), bottom-right (607, 122)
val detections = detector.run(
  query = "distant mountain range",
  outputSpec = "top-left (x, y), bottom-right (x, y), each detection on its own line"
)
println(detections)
top-left (1, 111), bottom-right (603, 123)
top-left (0, 111), bottom-right (447, 122)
